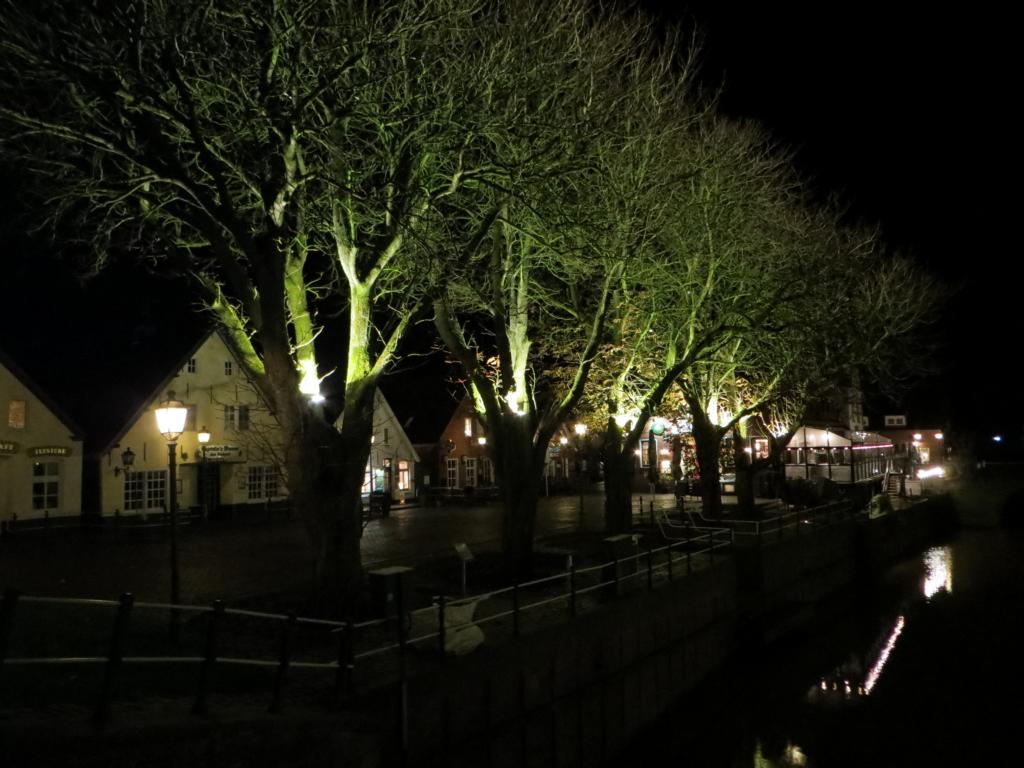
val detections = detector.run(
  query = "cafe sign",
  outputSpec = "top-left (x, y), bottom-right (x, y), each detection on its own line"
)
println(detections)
top-left (30, 446), bottom-right (71, 457)
top-left (0, 441), bottom-right (18, 456)
top-left (203, 445), bottom-right (242, 461)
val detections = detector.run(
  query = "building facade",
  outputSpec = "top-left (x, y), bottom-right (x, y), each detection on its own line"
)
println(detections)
top-left (97, 331), bottom-right (286, 519)
top-left (357, 389), bottom-right (420, 504)
top-left (1, 350), bottom-right (84, 522)
top-left (436, 396), bottom-right (496, 490)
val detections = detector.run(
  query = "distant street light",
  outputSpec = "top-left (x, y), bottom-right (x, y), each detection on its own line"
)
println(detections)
top-left (574, 423), bottom-right (587, 521)
top-left (198, 426), bottom-right (211, 521)
top-left (156, 391), bottom-right (188, 643)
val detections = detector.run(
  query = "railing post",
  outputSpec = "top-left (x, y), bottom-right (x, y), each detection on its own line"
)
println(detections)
top-left (649, 500), bottom-right (654, 526)
top-left (335, 622), bottom-right (355, 703)
top-left (569, 563), bottom-right (577, 617)
top-left (709, 529), bottom-right (715, 564)
top-left (667, 543), bottom-right (674, 582)
top-left (0, 588), bottom-right (20, 690)
top-left (686, 533), bottom-right (692, 574)
top-left (512, 583), bottom-right (521, 637)
top-left (437, 595), bottom-right (447, 660)
top-left (192, 599), bottom-right (224, 715)
top-left (646, 547), bottom-right (654, 590)
top-left (93, 592), bottom-right (134, 728)
top-left (268, 613), bottom-right (296, 713)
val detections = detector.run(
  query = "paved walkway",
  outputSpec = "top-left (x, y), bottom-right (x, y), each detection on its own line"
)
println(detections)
top-left (0, 493), bottom-right (684, 606)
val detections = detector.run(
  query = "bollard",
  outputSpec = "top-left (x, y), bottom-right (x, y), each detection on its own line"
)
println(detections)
top-left (437, 595), bottom-right (447, 660)
top-left (268, 613), bottom-right (296, 713)
top-left (512, 583), bottom-right (520, 637)
top-left (192, 600), bottom-right (225, 715)
top-left (335, 622), bottom-right (355, 702)
top-left (569, 563), bottom-right (577, 617)
top-left (649, 500), bottom-right (654, 526)
top-left (93, 592), bottom-right (134, 728)
top-left (0, 588), bottom-right (20, 689)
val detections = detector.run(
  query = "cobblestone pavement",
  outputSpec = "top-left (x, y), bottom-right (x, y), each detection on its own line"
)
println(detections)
top-left (0, 492), bottom-right (684, 605)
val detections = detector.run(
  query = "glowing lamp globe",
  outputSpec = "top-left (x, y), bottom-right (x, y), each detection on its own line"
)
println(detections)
top-left (155, 393), bottom-right (189, 442)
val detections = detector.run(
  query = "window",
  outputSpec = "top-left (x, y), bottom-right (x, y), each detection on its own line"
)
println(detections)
top-left (383, 427), bottom-right (389, 444)
top-left (122, 471), bottom-right (164, 510)
top-left (224, 361), bottom-right (233, 376)
top-left (397, 460), bottom-right (410, 491)
top-left (464, 417), bottom-right (473, 437)
top-left (753, 439), bottom-right (770, 461)
top-left (224, 404), bottom-right (250, 430)
top-left (238, 405), bottom-right (250, 431)
top-left (146, 470), bottom-right (168, 509)
top-left (639, 439), bottom-right (651, 467)
top-left (224, 405), bottom-right (235, 428)
top-left (124, 472), bottom-right (144, 511)
top-left (187, 358), bottom-right (197, 373)
top-left (884, 415), bottom-right (907, 427)
top-left (248, 466), bottom-right (279, 499)
top-left (446, 458), bottom-right (459, 488)
top-left (8, 400), bottom-right (26, 429)
top-left (31, 461), bottom-right (59, 510)
top-left (464, 457), bottom-right (477, 487)
top-left (481, 458), bottom-right (494, 485)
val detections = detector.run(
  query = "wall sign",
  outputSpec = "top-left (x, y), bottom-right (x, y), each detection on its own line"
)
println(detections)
top-left (203, 445), bottom-right (242, 460)
top-left (0, 440), bottom-right (18, 455)
top-left (30, 446), bottom-right (70, 457)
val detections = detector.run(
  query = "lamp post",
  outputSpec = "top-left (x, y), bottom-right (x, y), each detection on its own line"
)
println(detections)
top-left (574, 423), bottom-right (587, 522)
top-left (155, 392), bottom-right (188, 643)
top-left (197, 426), bottom-right (210, 521)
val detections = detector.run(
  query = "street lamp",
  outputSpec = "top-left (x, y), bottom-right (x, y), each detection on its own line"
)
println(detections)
top-left (155, 391), bottom-right (188, 643)
top-left (574, 423), bottom-right (587, 521)
top-left (197, 426), bottom-right (210, 520)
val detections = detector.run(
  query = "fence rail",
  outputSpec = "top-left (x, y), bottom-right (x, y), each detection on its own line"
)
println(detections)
top-left (0, 500), bottom-right (856, 728)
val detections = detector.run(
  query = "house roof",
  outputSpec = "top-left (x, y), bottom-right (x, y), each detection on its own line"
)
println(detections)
top-left (97, 327), bottom-right (244, 455)
top-left (0, 346), bottom-right (84, 439)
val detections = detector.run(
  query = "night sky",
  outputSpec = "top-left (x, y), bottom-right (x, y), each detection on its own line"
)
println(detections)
top-left (0, 3), bottom-right (1015, 452)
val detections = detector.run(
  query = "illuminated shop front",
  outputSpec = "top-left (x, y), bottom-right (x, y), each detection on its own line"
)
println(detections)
top-left (784, 426), bottom-right (894, 485)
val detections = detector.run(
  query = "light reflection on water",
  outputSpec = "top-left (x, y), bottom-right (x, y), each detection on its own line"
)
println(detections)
top-left (921, 545), bottom-right (953, 600)
top-left (628, 530), bottom-right (1022, 767)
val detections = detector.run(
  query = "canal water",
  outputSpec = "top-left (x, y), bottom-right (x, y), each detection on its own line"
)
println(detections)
top-left (627, 527), bottom-right (1024, 766)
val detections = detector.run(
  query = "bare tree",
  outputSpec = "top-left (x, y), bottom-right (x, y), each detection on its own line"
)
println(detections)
top-left (432, 4), bottom-right (701, 573)
top-left (0, 0), bottom-right (518, 609)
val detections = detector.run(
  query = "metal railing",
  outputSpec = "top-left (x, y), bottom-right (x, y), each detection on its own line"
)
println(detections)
top-left (0, 528), bottom-right (733, 726)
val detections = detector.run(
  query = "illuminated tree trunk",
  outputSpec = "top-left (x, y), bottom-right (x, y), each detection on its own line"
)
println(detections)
top-left (602, 422), bottom-right (636, 533)
top-left (691, 410), bottom-right (724, 519)
top-left (732, 424), bottom-right (756, 514)
top-left (490, 413), bottom-right (546, 578)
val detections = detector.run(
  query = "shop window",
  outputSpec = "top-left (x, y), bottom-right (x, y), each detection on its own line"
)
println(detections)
top-left (397, 460), bottom-right (410, 491)
top-left (31, 461), bottom-right (59, 510)
top-left (248, 466), bottom-right (279, 499)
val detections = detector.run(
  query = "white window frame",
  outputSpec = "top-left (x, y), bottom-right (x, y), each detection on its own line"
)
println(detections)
top-left (397, 460), bottom-right (410, 491)
top-left (31, 461), bottom-right (60, 510)
top-left (446, 457), bottom-right (459, 488)
top-left (247, 465), bottom-right (279, 500)
top-left (464, 457), bottom-right (477, 487)
top-left (224, 360), bottom-right (233, 376)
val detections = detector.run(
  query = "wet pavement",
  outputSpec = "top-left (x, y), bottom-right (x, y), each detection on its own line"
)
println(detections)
top-left (0, 492), bottom-right (682, 605)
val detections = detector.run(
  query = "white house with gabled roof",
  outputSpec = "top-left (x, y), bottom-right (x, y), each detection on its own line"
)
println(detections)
top-left (1, 349), bottom-right (84, 523)
top-left (339, 388), bottom-right (420, 505)
top-left (97, 330), bottom-right (288, 519)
